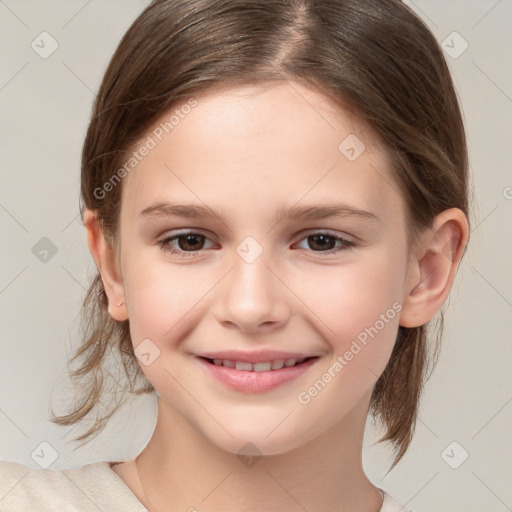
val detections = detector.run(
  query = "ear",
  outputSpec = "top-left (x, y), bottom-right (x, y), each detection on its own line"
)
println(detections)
top-left (400, 208), bottom-right (469, 328)
top-left (84, 209), bottom-right (128, 322)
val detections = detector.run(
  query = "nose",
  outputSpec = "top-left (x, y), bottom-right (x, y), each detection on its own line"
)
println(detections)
top-left (213, 248), bottom-right (292, 334)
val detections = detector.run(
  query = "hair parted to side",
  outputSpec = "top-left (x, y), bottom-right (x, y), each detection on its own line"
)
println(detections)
top-left (49, 0), bottom-right (470, 470)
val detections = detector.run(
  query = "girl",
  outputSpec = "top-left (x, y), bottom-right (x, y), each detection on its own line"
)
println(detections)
top-left (0, 0), bottom-right (470, 510)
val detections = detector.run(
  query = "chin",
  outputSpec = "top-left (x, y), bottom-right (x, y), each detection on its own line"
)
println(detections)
top-left (206, 425), bottom-right (311, 459)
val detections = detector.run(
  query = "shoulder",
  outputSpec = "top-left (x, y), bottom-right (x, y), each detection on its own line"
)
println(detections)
top-left (380, 488), bottom-right (419, 512)
top-left (0, 459), bottom-right (146, 512)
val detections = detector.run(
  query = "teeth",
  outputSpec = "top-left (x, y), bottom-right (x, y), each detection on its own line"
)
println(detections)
top-left (253, 362), bottom-right (272, 372)
top-left (235, 361), bottom-right (252, 371)
top-left (210, 357), bottom-right (308, 372)
top-left (271, 359), bottom-right (285, 370)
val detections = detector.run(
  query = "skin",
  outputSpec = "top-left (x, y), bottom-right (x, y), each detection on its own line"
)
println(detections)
top-left (85, 81), bottom-right (469, 511)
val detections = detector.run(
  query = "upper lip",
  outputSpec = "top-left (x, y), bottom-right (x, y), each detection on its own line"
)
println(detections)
top-left (196, 350), bottom-right (322, 364)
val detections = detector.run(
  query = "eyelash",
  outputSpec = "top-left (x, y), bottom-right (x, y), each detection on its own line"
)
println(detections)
top-left (157, 230), bottom-right (357, 257)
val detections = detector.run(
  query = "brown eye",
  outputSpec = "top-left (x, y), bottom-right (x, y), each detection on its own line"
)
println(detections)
top-left (306, 234), bottom-right (337, 251)
top-left (295, 232), bottom-right (356, 255)
top-left (175, 234), bottom-right (206, 251)
top-left (158, 232), bottom-right (213, 255)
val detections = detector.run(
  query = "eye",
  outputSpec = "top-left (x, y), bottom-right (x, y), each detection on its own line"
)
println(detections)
top-left (157, 230), bottom-right (356, 258)
top-left (158, 231), bottom-right (215, 256)
top-left (294, 232), bottom-right (356, 255)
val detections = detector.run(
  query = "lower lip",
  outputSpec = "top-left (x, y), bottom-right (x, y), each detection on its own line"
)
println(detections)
top-left (197, 357), bottom-right (319, 393)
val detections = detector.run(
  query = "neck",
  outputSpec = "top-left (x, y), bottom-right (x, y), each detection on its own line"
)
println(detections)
top-left (134, 394), bottom-right (384, 512)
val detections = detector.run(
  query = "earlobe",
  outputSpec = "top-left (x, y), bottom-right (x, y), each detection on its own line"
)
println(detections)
top-left (399, 208), bottom-right (468, 328)
top-left (84, 209), bottom-right (128, 322)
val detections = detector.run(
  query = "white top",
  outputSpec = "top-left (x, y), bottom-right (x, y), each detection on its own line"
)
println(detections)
top-left (0, 459), bottom-right (416, 511)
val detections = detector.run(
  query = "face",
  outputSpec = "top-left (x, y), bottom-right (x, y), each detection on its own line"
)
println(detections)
top-left (115, 81), bottom-right (412, 456)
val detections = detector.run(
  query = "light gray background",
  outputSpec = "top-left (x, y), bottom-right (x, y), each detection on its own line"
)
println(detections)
top-left (1, 1), bottom-right (511, 511)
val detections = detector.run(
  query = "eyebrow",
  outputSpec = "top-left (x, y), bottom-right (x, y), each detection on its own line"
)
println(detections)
top-left (139, 201), bottom-right (380, 224)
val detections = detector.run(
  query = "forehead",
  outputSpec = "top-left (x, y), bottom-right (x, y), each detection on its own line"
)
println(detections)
top-left (121, 81), bottom-right (404, 225)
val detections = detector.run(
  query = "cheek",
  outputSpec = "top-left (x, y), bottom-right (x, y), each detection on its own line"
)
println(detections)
top-left (292, 249), bottom-right (405, 381)
top-left (295, 249), bottom-right (404, 333)
top-left (293, 263), bottom-right (403, 417)
top-left (121, 246), bottom-right (208, 344)
top-left (122, 256), bottom-right (213, 390)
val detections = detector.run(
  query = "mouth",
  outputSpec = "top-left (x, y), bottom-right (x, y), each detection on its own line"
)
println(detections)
top-left (199, 356), bottom-right (319, 372)
top-left (197, 355), bottom-right (321, 393)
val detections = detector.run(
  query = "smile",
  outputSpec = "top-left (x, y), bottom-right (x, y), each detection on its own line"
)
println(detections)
top-left (205, 357), bottom-right (313, 372)
top-left (198, 356), bottom-right (320, 393)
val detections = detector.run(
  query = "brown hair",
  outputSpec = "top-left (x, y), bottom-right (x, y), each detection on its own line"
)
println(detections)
top-left (50, 0), bottom-right (471, 470)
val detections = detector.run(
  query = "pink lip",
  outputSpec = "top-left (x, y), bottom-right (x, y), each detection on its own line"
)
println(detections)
top-left (196, 350), bottom-right (320, 364)
top-left (197, 356), bottom-right (320, 393)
